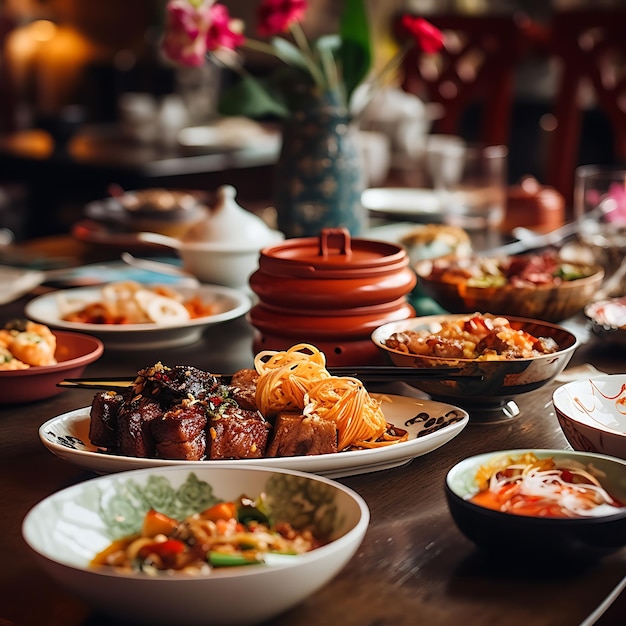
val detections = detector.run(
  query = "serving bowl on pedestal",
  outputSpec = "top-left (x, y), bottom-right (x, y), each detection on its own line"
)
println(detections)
top-left (371, 314), bottom-right (578, 423)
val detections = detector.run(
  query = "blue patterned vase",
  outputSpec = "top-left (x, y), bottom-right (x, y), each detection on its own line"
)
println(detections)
top-left (274, 88), bottom-right (367, 238)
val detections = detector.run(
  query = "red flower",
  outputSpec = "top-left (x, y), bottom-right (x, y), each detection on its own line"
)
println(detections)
top-left (206, 3), bottom-right (245, 52)
top-left (400, 15), bottom-right (444, 54)
top-left (257, 0), bottom-right (307, 37)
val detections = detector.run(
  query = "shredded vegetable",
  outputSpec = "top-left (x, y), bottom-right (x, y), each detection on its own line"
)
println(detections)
top-left (469, 454), bottom-right (624, 518)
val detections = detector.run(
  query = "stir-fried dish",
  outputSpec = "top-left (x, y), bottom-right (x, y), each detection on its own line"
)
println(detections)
top-left (91, 495), bottom-right (324, 574)
top-left (384, 313), bottom-right (559, 360)
top-left (0, 320), bottom-right (57, 370)
top-left (469, 453), bottom-right (625, 518)
top-left (421, 251), bottom-right (596, 288)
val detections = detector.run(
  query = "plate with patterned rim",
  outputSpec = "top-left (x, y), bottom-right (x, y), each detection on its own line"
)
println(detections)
top-left (39, 394), bottom-right (469, 478)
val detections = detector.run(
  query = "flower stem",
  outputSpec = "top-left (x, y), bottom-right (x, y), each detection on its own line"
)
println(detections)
top-left (350, 40), bottom-right (414, 119)
top-left (243, 38), bottom-right (280, 57)
top-left (289, 21), bottom-right (327, 89)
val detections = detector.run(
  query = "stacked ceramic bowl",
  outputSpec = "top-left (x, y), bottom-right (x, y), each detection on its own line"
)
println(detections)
top-left (248, 228), bottom-right (417, 365)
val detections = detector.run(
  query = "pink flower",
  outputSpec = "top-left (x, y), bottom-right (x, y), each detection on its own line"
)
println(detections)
top-left (162, 1), bottom-right (244, 68)
top-left (257, 0), bottom-right (307, 37)
top-left (400, 15), bottom-right (444, 54)
top-left (604, 182), bottom-right (626, 223)
top-left (206, 4), bottom-right (244, 52)
top-left (162, 1), bottom-right (212, 67)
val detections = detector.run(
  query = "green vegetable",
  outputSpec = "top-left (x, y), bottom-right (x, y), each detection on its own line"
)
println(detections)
top-left (208, 551), bottom-right (263, 567)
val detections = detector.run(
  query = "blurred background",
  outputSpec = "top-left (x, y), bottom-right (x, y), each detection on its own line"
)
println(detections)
top-left (0, 0), bottom-right (624, 239)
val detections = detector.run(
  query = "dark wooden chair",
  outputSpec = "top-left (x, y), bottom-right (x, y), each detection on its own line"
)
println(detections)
top-left (395, 13), bottom-right (537, 148)
top-left (544, 9), bottom-right (626, 206)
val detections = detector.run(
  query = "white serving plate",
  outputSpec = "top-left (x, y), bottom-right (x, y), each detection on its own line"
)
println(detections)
top-left (39, 394), bottom-right (469, 478)
top-left (24, 284), bottom-right (251, 350)
top-left (361, 187), bottom-right (443, 221)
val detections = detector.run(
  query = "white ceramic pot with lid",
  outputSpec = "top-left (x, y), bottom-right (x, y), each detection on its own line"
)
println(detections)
top-left (137, 185), bottom-right (284, 288)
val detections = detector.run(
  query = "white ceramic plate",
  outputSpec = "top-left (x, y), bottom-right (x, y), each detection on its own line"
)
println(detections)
top-left (39, 394), bottom-right (469, 478)
top-left (361, 188), bottom-right (443, 221)
top-left (24, 284), bottom-right (251, 350)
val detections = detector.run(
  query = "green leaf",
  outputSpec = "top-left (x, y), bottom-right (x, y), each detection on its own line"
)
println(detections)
top-left (338, 0), bottom-right (372, 100)
top-left (316, 34), bottom-right (341, 54)
top-left (217, 74), bottom-right (290, 119)
top-left (271, 36), bottom-right (309, 71)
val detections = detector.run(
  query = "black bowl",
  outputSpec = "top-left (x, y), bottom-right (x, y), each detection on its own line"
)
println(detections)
top-left (445, 449), bottom-right (626, 565)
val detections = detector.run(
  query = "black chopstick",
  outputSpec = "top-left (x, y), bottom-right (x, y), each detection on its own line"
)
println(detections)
top-left (58, 367), bottom-right (481, 390)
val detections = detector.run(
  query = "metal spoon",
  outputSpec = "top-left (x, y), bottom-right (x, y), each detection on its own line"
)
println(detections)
top-left (120, 252), bottom-right (199, 288)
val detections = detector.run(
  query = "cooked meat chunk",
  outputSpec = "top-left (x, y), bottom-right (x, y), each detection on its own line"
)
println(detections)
top-left (116, 396), bottom-right (163, 457)
top-left (535, 336), bottom-right (559, 353)
top-left (151, 401), bottom-right (207, 460)
top-left (266, 413), bottom-right (338, 457)
top-left (89, 390), bottom-right (126, 448)
top-left (229, 368), bottom-right (259, 410)
top-left (135, 362), bottom-right (220, 401)
top-left (207, 405), bottom-right (270, 459)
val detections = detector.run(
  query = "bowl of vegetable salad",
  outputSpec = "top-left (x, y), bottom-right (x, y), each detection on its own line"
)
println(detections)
top-left (414, 251), bottom-right (604, 323)
top-left (445, 449), bottom-right (626, 564)
top-left (22, 464), bottom-right (369, 626)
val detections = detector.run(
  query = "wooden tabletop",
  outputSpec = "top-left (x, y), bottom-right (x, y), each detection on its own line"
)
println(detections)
top-left (0, 277), bottom-right (624, 625)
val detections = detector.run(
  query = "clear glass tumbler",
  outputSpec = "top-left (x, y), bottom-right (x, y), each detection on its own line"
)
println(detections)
top-left (574, 165), bottom-right (626, 277)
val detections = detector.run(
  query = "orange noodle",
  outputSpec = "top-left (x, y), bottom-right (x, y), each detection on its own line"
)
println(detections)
top-left (254, 343), bottom-right (406, 450)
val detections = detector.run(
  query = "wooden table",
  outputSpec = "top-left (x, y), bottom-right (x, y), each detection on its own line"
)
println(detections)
top-left (0, 267), bottom-right (625, 626)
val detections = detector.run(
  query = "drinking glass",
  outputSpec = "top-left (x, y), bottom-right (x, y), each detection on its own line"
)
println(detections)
top-left (574, 165), bottom-right (626, 278)
top-left (425, 138), bottom-right (508, 241)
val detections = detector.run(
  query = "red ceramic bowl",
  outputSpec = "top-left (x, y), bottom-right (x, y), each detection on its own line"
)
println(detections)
top-left (0, 330), bottom-right (103, 404)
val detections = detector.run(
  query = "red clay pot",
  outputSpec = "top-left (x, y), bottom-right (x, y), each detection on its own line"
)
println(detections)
top-left (248, 228), bottom-right (417, 365)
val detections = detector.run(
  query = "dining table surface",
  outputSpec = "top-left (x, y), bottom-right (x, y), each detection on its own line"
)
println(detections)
top-left (0, 231), bottom-right (625, 626)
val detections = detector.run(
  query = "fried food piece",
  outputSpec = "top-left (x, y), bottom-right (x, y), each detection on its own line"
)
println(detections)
top-left (89, 390), bottom-right (127, 448)
top-left (151, 401), bottom-right (207, 460)
top-left (266, 412), bottom-right (338, 457)
top-left (116, 396), bottom-right (163, 457)
top-left (207, 405), bottom-right (270, 459)
top-left (229, 368), bottom-right (259, 411)
top-left (135, 362), bottom-right (220, 401)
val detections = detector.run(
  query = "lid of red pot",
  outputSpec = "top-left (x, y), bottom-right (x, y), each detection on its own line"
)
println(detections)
top-left (258, 228), bottom-right (410, 279)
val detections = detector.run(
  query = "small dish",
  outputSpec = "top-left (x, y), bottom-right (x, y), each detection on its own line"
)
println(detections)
top-left (22, 464), bottom-right (368, 626)
top-left (584, 296), bottom-right (626, 347)
top-left (0, 330), bottom-right (103, 404)
top-left (39, 394), bottom-right (469, 478)
top-left (361, 188), bottom-right (443, 221)
top-left (553, 374), bottom-right (626, 460)
top-left (445, 448), bottom-right (626, 564)
top-left (24, 284), bottom-right (251, 350)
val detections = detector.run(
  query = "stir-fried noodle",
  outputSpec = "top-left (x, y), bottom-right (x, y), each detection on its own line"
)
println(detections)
top-left (254, 343), bottom-right (407, 450)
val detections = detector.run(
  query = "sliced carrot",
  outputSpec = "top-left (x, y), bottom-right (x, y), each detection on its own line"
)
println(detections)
top-left (141, 508), bottom-right (180, 537)
top-left (199, 501), bottom-right (237, 522)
